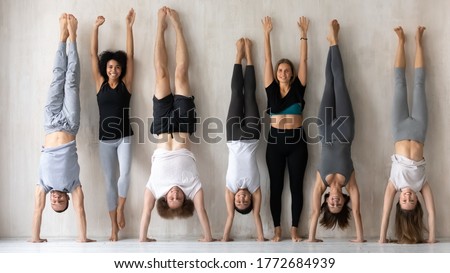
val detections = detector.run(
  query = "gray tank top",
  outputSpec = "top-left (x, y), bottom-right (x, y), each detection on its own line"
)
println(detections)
top-left (39, 140), bottom-right (81, 193)
top-left (318, 142), bottom-right (353, 186)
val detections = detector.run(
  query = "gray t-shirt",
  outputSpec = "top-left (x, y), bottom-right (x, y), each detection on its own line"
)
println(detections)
top-left (38, 140), bottom-right (81, 193)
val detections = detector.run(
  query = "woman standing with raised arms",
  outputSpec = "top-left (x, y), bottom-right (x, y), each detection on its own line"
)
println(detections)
top-left (261, 15), bottom-right (309, 242)
top-left (90, 8), bottom-right (136, 241)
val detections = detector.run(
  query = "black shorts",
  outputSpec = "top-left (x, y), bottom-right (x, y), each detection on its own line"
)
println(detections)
top-left (150, 94), bottom-right (197, 135)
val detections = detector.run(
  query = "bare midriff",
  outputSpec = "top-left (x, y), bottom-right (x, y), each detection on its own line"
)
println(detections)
top-left (394, 139), bottom-right (424, 161)
top-left (270, 114), bottom-right (303, 129)
top-left (44, 131), bottom-right (75, 148)
top-left (156, 132), bottom-right (191, 150)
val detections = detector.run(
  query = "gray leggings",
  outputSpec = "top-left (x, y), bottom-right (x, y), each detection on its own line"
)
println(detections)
top-left (318, 45), bottom-right (354, 143)
top-left (44, 42), bottom-right (80, 135)
top-left (393, 68), bottom-right (427, 143)
top-left (99, 136), bottom-right (132, 211)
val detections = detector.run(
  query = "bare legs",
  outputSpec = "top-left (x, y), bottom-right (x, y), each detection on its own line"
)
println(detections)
top-left (154, 6), bottom-right (190, 98)
top-left (394, 25), bottom-right (425, 69)
top-left (154, 7), bottom-right (170, 100)
top-left (394, 27), bottom-right (406, 69)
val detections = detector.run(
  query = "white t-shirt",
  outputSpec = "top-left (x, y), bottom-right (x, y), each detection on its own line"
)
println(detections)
top-left (146, 148), bottom-right (202, 200)
top-left (389, 154), bottom-right (426, 192)
top-left (226, 139), bottom-right (260, 194)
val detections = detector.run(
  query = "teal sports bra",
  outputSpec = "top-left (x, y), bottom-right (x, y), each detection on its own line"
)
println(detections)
top-left (270, 103), bottom-right (303, 116)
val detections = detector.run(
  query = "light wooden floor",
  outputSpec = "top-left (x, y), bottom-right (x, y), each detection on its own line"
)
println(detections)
top-left (1, 237), bottom-right (449, 273)
top-left (1, 236), bottom-right (449, 253)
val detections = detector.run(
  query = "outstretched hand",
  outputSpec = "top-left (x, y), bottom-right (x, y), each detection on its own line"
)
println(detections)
top-left (126, 8), bottom-right (136, 27)
top-left (297, 16), bottom-right (310, 36)
top-left (261, 16), bottom-right (273, 34)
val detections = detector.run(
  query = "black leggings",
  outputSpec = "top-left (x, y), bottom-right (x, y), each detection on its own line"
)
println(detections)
top-left (266, 126), bottom-right (308, 227)
top-left (226, 64), bottom-right (261, 141)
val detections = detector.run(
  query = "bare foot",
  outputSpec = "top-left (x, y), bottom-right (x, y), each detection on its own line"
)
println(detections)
top-left (59, 13), bottom-right (69, 42)
top-left (235, 38), bottom-right (245, 64)
top-left (157, 6), bottom-right (168, 31)
top-left (290, 227), bottom-right (302, 242)
top-left (394, 26), bottom-right (405, 43)
top-left (271, 226), bottom-right (282, 242)
top-left (67, 14), bottom-right (78, 42)
top-left (415, 26), bottom-right (426, 44)
top-left (110, 224), bottom-right (119, 242)
top-left (327, 19), bottom-right (339, 46)
top-left (167, 7), bottom-right (182, 31)
top-left (117, 207), bottom-right (125, 230)
top-left (244, 38), bottom-right (253, 65)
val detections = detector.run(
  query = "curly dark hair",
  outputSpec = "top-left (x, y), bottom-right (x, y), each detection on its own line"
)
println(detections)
top-left (234, 197), bottom-right (253, 215)
top-left (98, 50), bottom-right (127, 81)
top-left (156, 196), bottom-right (195, 219)
top-left (394, 201), bottom-right (425, 244)
top-left (319, 193), bottom-right (351, 230)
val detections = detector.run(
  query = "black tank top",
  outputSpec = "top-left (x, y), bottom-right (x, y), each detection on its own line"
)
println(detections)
top-left (97, 81), bottom-right (134, 140)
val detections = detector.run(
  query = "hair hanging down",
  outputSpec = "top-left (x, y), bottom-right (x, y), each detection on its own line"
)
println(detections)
top-left (319, 193), bottom-right (351, 230)
top-left (98, 50), bottom-right (128, 80)
top-left (156, 197), bottom-right (195, 219)
top-left (274, 58), bottom-right (296, 85)
top-left (395, 202), bottom-right (425, 244)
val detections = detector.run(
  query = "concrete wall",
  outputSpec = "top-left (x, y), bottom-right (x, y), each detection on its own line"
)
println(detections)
top-left (1, 0), bottom-right (449, 240)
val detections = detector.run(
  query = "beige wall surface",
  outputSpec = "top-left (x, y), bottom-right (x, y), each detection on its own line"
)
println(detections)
top-left (1, 0), bottom-right (449, 241)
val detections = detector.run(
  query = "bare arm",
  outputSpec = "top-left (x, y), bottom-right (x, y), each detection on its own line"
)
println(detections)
top-left (307, 172), bottom-right (326, 242)
top-left (30, 186), bottom-right (47, 243)
top-left (123, 8), bottom-right (135, 92)
top-left (71, 185), bottom-right (96, 243)
top-left (297, 16), bottom-right (309, 86)
top-left (193, 189), bottom-right (214, 242)
top-left (139, 188), bottom-right (157, 242)
top-left (379, 181), bottom-right (397, 243)
top-left (221, 188), bottom-right (235, 242)
top-left (90, 15), bottom-right (105, 92)
top-left (252, 188), bottom-right (267, 241)
top-left (421, 182), bottom-right (436, 243)
top-left (346, 172), bottom-right (365, 242)
top-left (261, 16), bottom-right (274, 87)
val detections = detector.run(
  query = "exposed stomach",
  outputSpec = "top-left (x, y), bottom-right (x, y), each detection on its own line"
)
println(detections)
top-left (394, 140), bottom-right (424, 161)
top-left (270, 114), bottom-right (303, 129)
top-left (156, 132), bottom-right (191, 150)
top-left (44, 131), bottom-right (75, 148)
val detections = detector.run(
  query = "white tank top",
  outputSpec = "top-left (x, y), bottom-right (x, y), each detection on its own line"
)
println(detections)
top-left (146, 148), bottom-right (202, 199)
top-left (226, 140), bottom-right (260, 193)
top-left (389, 154), bottom-right (426, 192)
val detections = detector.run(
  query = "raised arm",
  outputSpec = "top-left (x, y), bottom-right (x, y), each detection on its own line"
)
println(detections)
top-left (307, 172), bottom-right (326, 242)
top-left (378, 181), bottom-right (397, 243)
top-left (221, 188), bottom-right (236, 242)
top-left (123, 8), bottom-right (136, 92)
top-left (346, 172), bottom-right (365, 242)
top-left (71, 185), bottom-right (96, 243)
top-left (139, 188), bottom-right (157, 242)
top-left (30, 186), bottom-right (47, 243)
top-left (90, 15), bottom-right (106, 91)
top-left (297, 16), bottom-right (309, 86)
top-left (252, 188), bottom-right (267, 241)
top-left (421, 182), bottom-right (436, 243)
top-left (193, 189), bottom-right (214, 242)
top-left (261, 16), bottom-right (274, 87)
